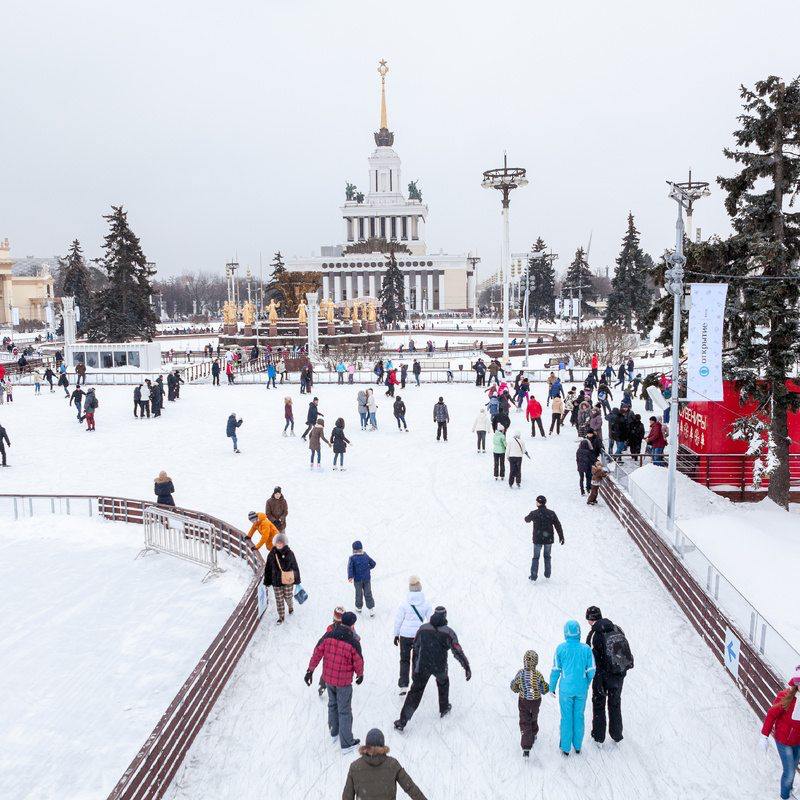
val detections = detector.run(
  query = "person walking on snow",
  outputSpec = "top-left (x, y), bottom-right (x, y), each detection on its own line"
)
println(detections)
top-left (585, 605), bottom-right (634, 745)
top-left (412, 359), bottom-right (421, 387)
top-left (506, 429), bottom-right (528, 488)
top-left (576, 437), bottom-right (595, 497)
top-left (246, 511), bottom-right (279, 551)
top-left (154, 471), bottom-right (175, 506)
top-left (433, 397), bottom-right (449, 441)
top-left (308, 416), bottom-right (330, 467)
top-left (493, 426), bottom-right (507, 480)
top-left (526, 395), bottom-right (545, 437)
top-left (550, 620), bottom-right (596, 756)
top-left (265, 486), bottom-right (288, 531)
top-left (226, 412), bottom-right (243, 453)
top-left (301, 397), bottom-right (320, 440)
top-left (283, 396), bottom-right (294, 436)
top-left (394, 605), bottom-right (471, 731)
top-left (510, 650), bottom-right (550, 757)
top-left (331, 417), bottom-right (351, 470)
top-left (367, 389), bottom-right (378, 430)
top-left (342, 728), bottom-right (428, 800)
top-left (761, 666), bottom-right (800, 800)
top-left (0, 423), bottom-right (10, 467)
top-left (393, 396), bottom-right (408, 431)
top-left (394, 576), bottom-right (432, 694)
top-left (264, 533), bottom-right (300, 623)
top-left (550, 395), bottom-right (564, 435)
top-left (472, 406), bottom-right (489, 453)
top-left (348, 540), bottom-right (376, 615)
top-left (83, 388), bottom-right (98, 431)
top-left (304, 610), bottom-right (364, 751)
top-left (524, 495), bottom-right (564, 581)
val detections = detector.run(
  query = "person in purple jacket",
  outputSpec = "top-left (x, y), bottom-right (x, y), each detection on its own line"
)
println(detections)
top-left (348, 540), bottom-right (376, 617)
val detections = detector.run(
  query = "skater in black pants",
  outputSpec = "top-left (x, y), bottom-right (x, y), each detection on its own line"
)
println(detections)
top-left (301, 397), bottom-right (320, 440)
top-left (433, 397), bottom-right (449, 441)
top-left (394, 606), bottom-right (470, 731)
top-left (524, 495), bottom-right (564, 581)
top-left (211, 359), bottom-right (221, 386)
top-left (585, 606), bottom-right (633, 744)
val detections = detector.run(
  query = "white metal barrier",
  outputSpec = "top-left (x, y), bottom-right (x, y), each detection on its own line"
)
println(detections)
top-left (140, 505), bottom-right (222, 581)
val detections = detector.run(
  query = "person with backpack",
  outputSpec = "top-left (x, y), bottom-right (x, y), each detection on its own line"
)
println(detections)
top-left (394, 576), bottom-right (432, 695)
top-left (472, 406), bottom-right (489, 453)
top-left (526, 395), bottom-right (545, 437)
top-left (585, 605), bottom-right (633, 745)
top-left (433, 397), bottom-right (449, 441)
top-left (524, 495), bottom-right (564, 581)
top-left (550, 620), bottom-right (596, 756)
top-left (348, 540), bottom-right (376, 615)
top-left (226, 412), bottom-right (243, 453)
top-left (510, 650), bottom-right (550, 757)
top-left (393, 396), bottom-right (408, 431)
top-left (487, 393), bottom-right (501, 431)
top-left (83, 388), bottom-right (98, 431)
top-left (761, 667), bottom-right (800, 800)
top-left (331, 417), bottom-right (351, 471)
top-left (393, 605), bottom-right (471, 731)
top-left (492, 425), bottom-right (507, 480)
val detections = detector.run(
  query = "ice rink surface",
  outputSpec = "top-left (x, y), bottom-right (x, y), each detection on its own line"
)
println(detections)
top-left (0, 381), bottom-right (780, 799)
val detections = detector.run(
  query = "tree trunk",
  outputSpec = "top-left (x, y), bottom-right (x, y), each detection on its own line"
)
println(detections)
top-left (768, 385), bottom-right (791, 508)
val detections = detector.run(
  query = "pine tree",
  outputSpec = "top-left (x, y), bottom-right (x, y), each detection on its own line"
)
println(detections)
top-left (85, 206), bottom-right (158, 342)
top-left (379, 248), bottom-right (406, 323)
top-left (604, 213), bottom-right (653, 332)
top-left (270, 251), bottom-right (286, 279)
top-left (521, 237), bottom-right (556, 332)
top-left (563, 246), bottom-right (596, 316)
top-left (57, 239), bottom-right (92, 334)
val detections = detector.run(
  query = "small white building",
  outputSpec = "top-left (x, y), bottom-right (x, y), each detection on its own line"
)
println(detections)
top-left (286, 63), bottom-right (476, 313)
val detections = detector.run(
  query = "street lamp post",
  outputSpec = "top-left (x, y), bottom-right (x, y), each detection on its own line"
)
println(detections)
top-left (665, 176), bottom-right (709, 535)
top-left (467, 253), bottom-right (481, 322)
top-left (523, 255), bottom-right (531, 367)
top-left (482, 154), bottom-right (528, 364)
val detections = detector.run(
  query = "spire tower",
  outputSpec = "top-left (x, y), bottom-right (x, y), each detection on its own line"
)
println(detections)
top-left (374, 59), bottom-right (394, 147)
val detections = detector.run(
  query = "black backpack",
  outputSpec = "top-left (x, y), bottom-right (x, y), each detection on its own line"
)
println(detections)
top-left (603, 626), bottom-right (634, 675)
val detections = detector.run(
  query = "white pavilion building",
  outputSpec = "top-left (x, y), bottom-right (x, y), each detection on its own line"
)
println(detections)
top-left (286, 62), bottom-right (476, 313)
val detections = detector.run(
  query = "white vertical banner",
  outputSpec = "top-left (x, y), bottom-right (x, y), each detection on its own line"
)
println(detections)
top-left (11, 307), bottom-right (20, 325)
top-left (571, 298), bottom-right (581, 318)
top-left (687, 283), bottom-right (728, 401)
top-left (554, 298), bottom-right (562, 316)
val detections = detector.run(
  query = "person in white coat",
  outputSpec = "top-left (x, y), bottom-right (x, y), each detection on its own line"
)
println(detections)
top-left (506, 429), bottom-right (528, 488)
top-left (472, 407), bottom-right (489, 453)
top-left (393, 576), bottom-right (432, 694)
top-left (367, 389), bottom-right (378, 430)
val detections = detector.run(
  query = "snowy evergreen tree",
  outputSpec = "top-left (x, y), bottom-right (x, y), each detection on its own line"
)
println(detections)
top-left (379, 248), bottom-right (406, 323)
top-left (604, 213), bottom-right (652, 333)
top-left (521, 238), bottom-right (556, 332)
top-left (57, 239), bottom-right (92, 334)
top-left (270, 251), bottom-right (286, 279)
top-left (563, 246), bottom-right (596, 316)
top-left (85, 206), bottom-right (157, 342)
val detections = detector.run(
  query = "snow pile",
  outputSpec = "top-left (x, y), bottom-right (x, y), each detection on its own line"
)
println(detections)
top-left (0, 515), bottom-right (251, 800)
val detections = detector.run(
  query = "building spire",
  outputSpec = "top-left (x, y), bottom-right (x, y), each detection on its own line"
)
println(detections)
top-left (374, 59), bottom-right (394, 147)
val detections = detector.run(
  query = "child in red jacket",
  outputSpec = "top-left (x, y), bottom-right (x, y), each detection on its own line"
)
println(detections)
top-left (762, 668), bottom-right (800, 800)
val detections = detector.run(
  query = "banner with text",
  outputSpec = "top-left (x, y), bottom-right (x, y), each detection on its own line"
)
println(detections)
top-left (687, 283), bottom-right (728, 402)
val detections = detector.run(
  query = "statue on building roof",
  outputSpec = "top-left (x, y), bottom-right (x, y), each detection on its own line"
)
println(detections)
top-left (408, 180), bottom-right (422, 201)
top-left (345, 182), bottom-right (357, 201)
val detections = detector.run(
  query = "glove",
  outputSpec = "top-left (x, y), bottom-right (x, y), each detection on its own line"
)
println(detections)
top-left (393, 636), bottom-right (400, 647)
top-left (355, 675), bottom-right (364, 685)
top-left (465, 668), bottom-right (472, 681)
top-left (304, 671), bottom-right (313, 686)
top-left (559, 537), bottom-right (565, 546)
top-left (761, 735), bottom-right (770, 753)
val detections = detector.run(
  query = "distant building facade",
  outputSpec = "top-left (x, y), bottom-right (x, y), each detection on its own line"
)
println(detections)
top-left (0, 238), bottom-right (54, 324)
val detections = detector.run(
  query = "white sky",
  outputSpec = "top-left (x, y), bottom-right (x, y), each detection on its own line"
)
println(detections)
top-left (2, 1), bottom-right (799, 279)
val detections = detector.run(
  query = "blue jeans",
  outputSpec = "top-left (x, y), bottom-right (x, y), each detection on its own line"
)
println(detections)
top-left (415, 373), bottom-right (420, 386)
top-left (614, 440), bottom-right (627, 456)
top-left (396, 415), bottom-right (407, 430)
top-left (530, 543), bottom-right (552, 580)
top-left (283, 418), bottom-right (294, 433)
top-left (559, 692), bottom-right (588, 753)
top-left (310, 448), bottom-right (321, 464)
top-left (231, 433), bottom-right (238, 451)
top-left (651, 446), bottom-right (664, 466)
top-left (369, 412), bottom-right (377, 428)
top-left (333, 452), bottom-right (344, 466)
top-left (359, 411), bottom-right (368, 429)
top-left (777, 741), bottom-right (800, 799)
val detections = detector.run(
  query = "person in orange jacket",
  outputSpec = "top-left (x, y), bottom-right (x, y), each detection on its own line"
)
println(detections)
top-left (246, 511), bottom-right (278, 550)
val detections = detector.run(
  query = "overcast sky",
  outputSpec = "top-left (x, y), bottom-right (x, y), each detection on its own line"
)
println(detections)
top-left (3, 1), bottom-right (799, 280)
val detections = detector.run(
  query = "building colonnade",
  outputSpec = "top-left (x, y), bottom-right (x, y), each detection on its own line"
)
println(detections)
top-left (321, 268), bottom-right (444, 311)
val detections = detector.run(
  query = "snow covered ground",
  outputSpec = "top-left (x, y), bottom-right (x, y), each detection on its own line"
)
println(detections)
top-left (0, 514), bottom-right (250, 800)
top-left (0, 383), bottom-right (781, 799)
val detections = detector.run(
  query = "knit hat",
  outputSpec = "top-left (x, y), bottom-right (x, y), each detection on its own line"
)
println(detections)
top-left (365, 728), bottom-right (385, 747)
top-left (332, 606), bottom-right (345, 623)
top-left (342, 611), bottom-right (357, 627)
top-left (352, 540), bottom-right (363, 552)
top-left (536, 495), bottom-right (547, 505)
top-left (430, 606), bottom-right (447, 627)
top-left (789, 664), bottom-right (800, 687)
top-left (585, 605), bottom-right (602, 622)
top-left (408, 575), bottom-right (422, 592)
top-left (248, 511), bottom-right (258, 521)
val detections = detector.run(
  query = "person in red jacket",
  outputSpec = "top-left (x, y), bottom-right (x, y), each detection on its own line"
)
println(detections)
top-left (526, 395), bottom-right (545, 438)
top-left (305, 611), bottom-right (364, 751)
top-left (646, 416), bottom-right (667, 466)
top-left (591, 352), bottom-right (598, 380)
top-left (762, 668), bottom-right (800, 800)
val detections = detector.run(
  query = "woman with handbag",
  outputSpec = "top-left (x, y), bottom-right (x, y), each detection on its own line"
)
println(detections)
top-left (264, 533), bottom-right (301, 624)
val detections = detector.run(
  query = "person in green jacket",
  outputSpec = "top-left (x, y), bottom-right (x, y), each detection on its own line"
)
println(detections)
top-left (492, 426), bottom-right (507, 480)
top-left (342, 728), bottom-right (427, 800)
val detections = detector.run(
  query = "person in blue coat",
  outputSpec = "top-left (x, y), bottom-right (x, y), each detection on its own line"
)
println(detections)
top-left (549, 620), bottom-right (596, 755)
top-left (266, 361), bottom-right (277, 388)
top-left (348, 540), bottom-right (376, 616)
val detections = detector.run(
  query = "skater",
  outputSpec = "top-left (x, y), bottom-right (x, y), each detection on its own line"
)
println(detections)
top-left (591, 352), bottom-right (598, 380)
top-left (374, 359), bottom-right (384, 385)
top-left (173, 370), bottom-right (184, 397)
top-left (264, 533), bottom-right (300, 623)
top-left (342, 728), bottom-right (427, 800)
top-left (226, 412), bottom-right (243, 452)
top-left (4, 377), bottom-right (12, 403)
top-left (167, 371), bottom-right (177, 401)
top-left (75, 361), bottom-right (87, 386)
top-left (385, 368), bottom-right (398, 397)
top-left (357, 389), bottom-right (369, 431)
top-left (412, 359), bottom-right (421, 387)
top-left (550, 620), bottom-right (596, 755)
top-left (318, 606), bottom-right (348, 695)
top-left (506, 429), bottom-right (528, 488)
top-left (549, 395), bottom-right (564, 435)
top-left (487, 393), bottom-right (500, 431)
top-left (472, 406), bottom-right (489, 452)
top-left (627, 413), bottom-right (645, 458)
top-left (226, 360), bottom-right (235, 384)
top-left (266, 361), bottom-right (277, 388)
top-left (647, 416), bottom-right (667, 465)
top-left (564, 387), bottom-right (577, 426)
top-left (301, 397), bottom-right (320, 439)
top-left (510, 650), bottom-right (550, 756)
top-left (761, 667), bottom-right (800, 800)
top-left (154, 471), bottom-right (175, 506)
top-left (304, 610), bottom-right (363, 750)
top-left (526, 395), bottom-right (545, 438)
top-left (70, 386), bottom-right (85, 421)
top-left (524, 495), bottom-right (564, 581)
top-left (83, 388), bottom-right (98, 431)
top-left (597, 383), bottom-right (613, 417)
top-left (576, 437), bottom-right (594, 497)
top-left (394, 576), bottom-right (432, 693)
top-left (367, 389), bottom-right (378, 430)
top-left (348, 540), bottom-right (376, 615)
top-left (44, 366), bottom-right (55, 392)
top-left (246, 510), bottom-right (279, 551)
top-left (211, 359), bottom-right (220, 386)
top-left (32, 369), bottom-right (42, 395)
top-left (331, 417), bottom-right (351, 470)
top-left (283, 396), bottom-right (294, 436)
top-left (0, 422), bottom-right (9, 467)
top-left (265, 486), bottom-right (288, 532)
top-left (548, 376), bottom-right (564, 407)
top-left (400, 362), bottom-right (408, 388)
top-left (394, 605), bottom-right (471, 731)
top-left (493, 425), bottom-right (507, 480)
top-left (433, 397), bottom-right (449, 441)
top-left (151, 379), bottom-right (164, 417)
top-left (393, 396), bottom-right (408, 431)
top-left (133, 384), bottom-right (142, 417)
top-left (58, 370), bottom-right (70, 397)
top-left (308, 417), bottom-right (330, 466)
top-left (585, 606), bottom-right (634, 745)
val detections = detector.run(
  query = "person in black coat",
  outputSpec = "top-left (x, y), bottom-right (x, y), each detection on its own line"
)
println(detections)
top-left (151, 378), bottom-right (164, 417)
top-left (393, 396), bottom-right (408, 431)
top-left (0, 423), bottom-right (10, 466)
top-left (627, 413), bottom-right (645, 456)
top-left (575, 438), bottom-right (595, 496)
top-left (154, 471), bottom-right (175, 505)
top-left (301, 397), bottom-right (320, 440)
top-left (331, 417), bottom-right (351, 470)
top-left (211, 359), bottom-right (221, 386)
top-left (394, 605), bottom-right (471, 731)
top-left (524, 495), bottom-right (564, 581)
top-left (167, 372), bottom-right (177, 401)
top-left (264, 534), bottom-right (301, 623)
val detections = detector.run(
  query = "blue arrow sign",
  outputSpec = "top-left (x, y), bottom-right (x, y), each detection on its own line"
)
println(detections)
top-left (726, 641), bottom-right (736, 662)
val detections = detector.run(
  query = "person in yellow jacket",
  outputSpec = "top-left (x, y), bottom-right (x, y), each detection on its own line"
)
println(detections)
top-left (246, 511), bottom-right (278, 550)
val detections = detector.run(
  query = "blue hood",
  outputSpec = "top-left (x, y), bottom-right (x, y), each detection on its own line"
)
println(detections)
top-left (563, 620), bottom-right (581, 641)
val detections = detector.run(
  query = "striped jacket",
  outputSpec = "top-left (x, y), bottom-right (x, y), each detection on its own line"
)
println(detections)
top-left (510, 650), bottom-right (550, 701)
